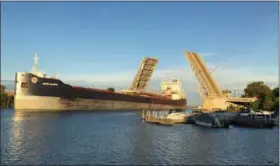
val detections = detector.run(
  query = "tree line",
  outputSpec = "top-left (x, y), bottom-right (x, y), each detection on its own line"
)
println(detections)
top-left (244, 81), bottom-right (279, 111)
top-left (1, 84), bottom-right (14, 107)
top-left (0, 92), bottom-right (14, 108)
top-left (1, 84), bottom-right (14, 108)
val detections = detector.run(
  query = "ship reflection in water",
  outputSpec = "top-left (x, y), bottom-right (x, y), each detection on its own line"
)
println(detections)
top-left (1, 108), bottom-right (279, 165)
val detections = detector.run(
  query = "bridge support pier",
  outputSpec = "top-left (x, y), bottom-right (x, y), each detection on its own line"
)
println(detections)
top-left (202, 97), bottom-right (228, 111)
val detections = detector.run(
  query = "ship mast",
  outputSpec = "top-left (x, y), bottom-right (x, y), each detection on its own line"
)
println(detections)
top-left (32, 53), bottom-right (38, 74)
top-left (56, 72), bottom-right (59, 79)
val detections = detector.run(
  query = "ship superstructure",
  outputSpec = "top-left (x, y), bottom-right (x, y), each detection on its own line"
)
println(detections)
top-left (14, 53), bottom-right (187, 111)
top-left (160, 79), bottom-right (185, 100)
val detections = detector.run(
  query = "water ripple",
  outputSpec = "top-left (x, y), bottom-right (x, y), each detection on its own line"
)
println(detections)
top-left (1, 109), bottom-right (279, 165)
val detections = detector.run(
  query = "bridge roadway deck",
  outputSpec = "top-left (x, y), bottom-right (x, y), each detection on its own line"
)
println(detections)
top-left (226, 97), bottom-right (256, 103)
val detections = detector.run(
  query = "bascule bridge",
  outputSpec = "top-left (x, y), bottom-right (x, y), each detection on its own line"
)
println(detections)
top-left (183, 51), bottom-right (256, 111)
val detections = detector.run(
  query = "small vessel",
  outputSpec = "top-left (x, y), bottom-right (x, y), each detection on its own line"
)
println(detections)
top-left (192, 112), bottom-right (230, 128)
top-left (186, 110), bottom-right (203, 124)
top-left (142, 109), bottom-right (190, 125)
top-left (232, 109), bottom-right (275, 128)
top-left (166, 110), bottom-right (191, 123)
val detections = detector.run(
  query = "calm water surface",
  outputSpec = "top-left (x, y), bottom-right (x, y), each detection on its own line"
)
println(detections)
top-left (1, 108), bottom-right (279, 165)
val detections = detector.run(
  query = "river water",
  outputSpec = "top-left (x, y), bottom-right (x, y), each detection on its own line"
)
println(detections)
top-left (1, 108), bottom-right (279, 165)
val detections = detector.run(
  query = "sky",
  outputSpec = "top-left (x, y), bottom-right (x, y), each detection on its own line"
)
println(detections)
top-left (1, 2), bottom-right (279, 105)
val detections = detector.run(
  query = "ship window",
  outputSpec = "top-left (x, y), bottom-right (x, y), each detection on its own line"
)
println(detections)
top-left (21, 83), bottom-right (28, 88)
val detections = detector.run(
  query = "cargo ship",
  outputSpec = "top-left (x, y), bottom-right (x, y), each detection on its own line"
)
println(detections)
top-left (14, 54), bottom-right (187, 111)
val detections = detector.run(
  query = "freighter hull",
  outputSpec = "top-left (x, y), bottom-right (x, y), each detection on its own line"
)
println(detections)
top-left (14, 95), bottom-right (186, 111)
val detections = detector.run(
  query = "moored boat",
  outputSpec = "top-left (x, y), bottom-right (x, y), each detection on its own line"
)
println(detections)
top-left (192, 112), bottom-right (230, 128)
top-left (232, 109), bottom-right (275, 128)
top-left (166, 110), bottom-right (191, 123)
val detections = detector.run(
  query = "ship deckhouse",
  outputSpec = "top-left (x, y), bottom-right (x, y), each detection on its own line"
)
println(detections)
top-left (160, 79), bottom-right (185, 100)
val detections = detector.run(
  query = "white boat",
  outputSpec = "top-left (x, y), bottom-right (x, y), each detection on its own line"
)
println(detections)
top-left (239, 109), bottom-right (274, 117)
top-left (233, 109), bottom-right (276, 128)
top-left (167, 112), bottom-right (190, 120)
top-left (164, 111), bottom-right (192, 123)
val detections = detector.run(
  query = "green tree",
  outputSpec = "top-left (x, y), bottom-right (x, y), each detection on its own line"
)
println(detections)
top-left (0, 92), bottom-right (14, 107)
top-left (107, 87), bottom-right (115, 92)
top-left (244, 81), bottom-right (272, 98)
top-left (0, 92), bottom-right (8, 107)
top-left (272, 97), bottom-right (279, 111)
top-left (272, 87), bottom-right (279, 99)
top-left (272, 87), bottom-right (279, 96)
top-left (260, 95), bottom-right (273, 110)
top-left (250, 99), bottom-right (261, 110)
top-left (271, 87), bottom-right (279, 111)
top-left (244, 83), bottom-right (278, 111)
